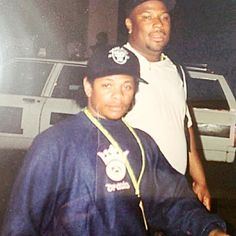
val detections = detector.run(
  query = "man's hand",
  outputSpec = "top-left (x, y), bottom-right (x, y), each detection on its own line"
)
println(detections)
top-left (188, 126), bottom-right (211, 211)
top-left (192, 181), bottom-right (211, 211)
top-left (208, 229), bottom-right (230, 236)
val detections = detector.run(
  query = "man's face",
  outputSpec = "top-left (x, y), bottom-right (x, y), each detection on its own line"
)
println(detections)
top-left (84, 75), bottom-right (136, 120)
top-left (126, 0), bottom-right (171, 60)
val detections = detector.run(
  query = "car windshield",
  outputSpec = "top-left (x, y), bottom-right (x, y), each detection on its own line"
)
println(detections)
top-left (0, 61), bottom-right (53, 96)
top-left (187, 77), bottom-right (230, 110)
top-left (52, 65), bottom-right (86, 98)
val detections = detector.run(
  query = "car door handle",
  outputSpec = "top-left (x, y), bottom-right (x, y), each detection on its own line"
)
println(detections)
top-left (22, 98), bottom-right (36, 103)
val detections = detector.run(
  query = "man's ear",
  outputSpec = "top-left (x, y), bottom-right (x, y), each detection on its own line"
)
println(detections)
top-left (83, 77), bottom-right (92, 98)
top-left (125, 18), bottom-right (132, 34)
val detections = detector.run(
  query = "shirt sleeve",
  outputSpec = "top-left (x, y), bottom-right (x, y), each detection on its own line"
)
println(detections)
top-left (186, 104), bottom-right (193, 128)
top-left (180, 64), bottom-right (193, 128)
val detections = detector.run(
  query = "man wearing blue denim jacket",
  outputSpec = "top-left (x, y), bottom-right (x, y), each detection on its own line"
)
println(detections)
top-left (2, 46), bottom-right (228, 235)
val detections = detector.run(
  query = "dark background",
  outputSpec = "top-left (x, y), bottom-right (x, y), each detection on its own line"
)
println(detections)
top-left (0, 0), bottom-right (89, 60)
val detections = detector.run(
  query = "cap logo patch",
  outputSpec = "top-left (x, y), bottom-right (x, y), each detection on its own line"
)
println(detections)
top-left (108, 47), bottom-right (130, 65)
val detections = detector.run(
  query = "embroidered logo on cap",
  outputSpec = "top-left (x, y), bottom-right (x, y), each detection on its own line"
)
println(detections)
top-left (108, 46), bottom-right (130, 65)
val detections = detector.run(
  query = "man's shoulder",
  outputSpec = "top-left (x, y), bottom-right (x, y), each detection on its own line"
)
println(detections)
top-left (133, 127), bottom-right (160, 150)
top-left (32, 112), bottom-right (89, 147)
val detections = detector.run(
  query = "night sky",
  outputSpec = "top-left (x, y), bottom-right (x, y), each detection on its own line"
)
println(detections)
top-left (169, 0), bottom-right (236, 63)
top-left (169, 0), bottom-right (236, 93)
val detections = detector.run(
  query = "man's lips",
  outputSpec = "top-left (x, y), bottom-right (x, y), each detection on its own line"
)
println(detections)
top-left (150, 32), bottom-right (165, 42)
top-left (108, 105), bottom-right (123, 111)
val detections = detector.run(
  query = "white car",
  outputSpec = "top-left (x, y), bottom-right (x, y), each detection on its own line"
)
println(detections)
top-left (0, 58), bottom-right (235, 163)
top-left (0, 58), bottom-right (87, 149)
top-left (185, 65), bottom-right (236, 163)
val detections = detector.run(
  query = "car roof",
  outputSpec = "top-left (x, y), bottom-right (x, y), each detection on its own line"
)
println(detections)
top-left (10, 57), bottom-right (88, 67)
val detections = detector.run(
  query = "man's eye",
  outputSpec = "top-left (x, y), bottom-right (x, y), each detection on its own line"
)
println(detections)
top-left (142, 14), bottom-right (152, 20)
top-left (102, 83), bottom-right (112, 88)
top-left (123, 84), bottom-right (133, 90)
top-left (160, 13), bottom-right (170, 22)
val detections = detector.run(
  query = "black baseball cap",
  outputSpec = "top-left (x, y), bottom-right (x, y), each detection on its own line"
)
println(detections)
top-left (87, 45), bottom-right (141, 81)
top-left (125, 0), bottom-right (176, 17)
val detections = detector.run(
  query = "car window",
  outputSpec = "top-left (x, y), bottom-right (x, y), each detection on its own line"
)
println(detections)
top-left (0, 106), bottom-right (23, 134)
top-left (187, 77), bottom-right (229, 110)
top-left (52, 64), bottom-right (87, 107)
top-left (0, 61), bottom-right (53, 96)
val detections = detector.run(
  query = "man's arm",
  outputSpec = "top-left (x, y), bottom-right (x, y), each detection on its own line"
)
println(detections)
top-left (188, 126), bottom-right (211, 210)
top-left (181, 64), bottom-right (211, 210)
top-left (143, 135), bottom-right (227, 235)
top-left (1, 134), bottom-right (60, 235)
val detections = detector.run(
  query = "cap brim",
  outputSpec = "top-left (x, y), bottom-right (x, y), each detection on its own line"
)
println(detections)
top-left (139, 77), bottom-right (148, 84)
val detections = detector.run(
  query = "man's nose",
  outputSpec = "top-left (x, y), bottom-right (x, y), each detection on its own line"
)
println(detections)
top-left (112, 86), bottom-right (123, 99)
top-left (153, 16), bottom-right (163, 28)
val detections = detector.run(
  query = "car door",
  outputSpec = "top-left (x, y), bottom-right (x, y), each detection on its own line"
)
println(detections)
top-left (39, 62), bottom-right (87, 132)
top-left (0, 59), bottom-right (54, 149)
top-left (187, 70), bottom-right (236, 163)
